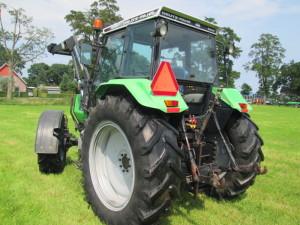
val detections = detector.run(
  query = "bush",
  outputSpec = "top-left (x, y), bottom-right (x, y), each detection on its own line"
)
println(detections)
top-left (33, 88), bottom-right (38, 97)
top-left (37, 89), bottom-right (47, 97)
top-left (46, 93), bottom-right (74, 98)
top-left (0, 77), bottom-right (8, 91)
top-left (0, 90), bottom-right (74, 99)
top-left (0, 91), bottom-right (28, 97)
top-left (20, 92), bottom-right (29, 97)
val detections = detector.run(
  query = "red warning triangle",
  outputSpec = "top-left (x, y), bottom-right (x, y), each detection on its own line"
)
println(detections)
top-left (151, 61), bottom-right (179, 96)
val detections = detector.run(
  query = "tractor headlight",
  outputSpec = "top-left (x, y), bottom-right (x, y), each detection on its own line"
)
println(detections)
top-left (155, 20), bottom-right (168, 37)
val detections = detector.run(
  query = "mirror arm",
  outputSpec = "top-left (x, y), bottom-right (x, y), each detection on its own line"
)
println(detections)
top-left (216, 40), bottom-right (225, 53)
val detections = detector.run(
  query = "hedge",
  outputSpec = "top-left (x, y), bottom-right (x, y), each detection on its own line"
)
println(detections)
top-left (0, 91), bottom-right (74, 98)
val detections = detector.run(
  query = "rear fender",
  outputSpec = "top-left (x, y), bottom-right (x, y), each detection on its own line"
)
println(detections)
top-left (35, 110), bottom-right (64, 154)
top-left (212, 87), bottom-right (252, 112)
top-left (95, 79), bottom-right (188, 113)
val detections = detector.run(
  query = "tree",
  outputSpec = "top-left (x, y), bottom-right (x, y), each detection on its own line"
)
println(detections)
top-left (26, 63), bottom-right (49, 87)
top-left (256, 88), bottom-right (265, 97)
top-left (47, 64), bottom-right (74, 85)
top-left (269, 91), bottom-right (281, 103)
top-left (0, 3), bottom-right (54, 99)
top-left (0, 76), bottom-right (8, 91)
top-left (217, 27), bottom-right (242, 88)
top-left (273, 60), bottom-right (300, 97)
top-left (65, 0), bottom-right (122, 43)
top-left (241, 83), bottom-right (252, 95)
top-left (0, 45), bottom-right (24, 73)
top-left (59, 73), bottom-right (77, 93)
top-left (244, 33), bottom-right (285, 102)
top-left (26, 63), bottom-right (74, 87)
top-left (205, 17), bottom-right (242, 88)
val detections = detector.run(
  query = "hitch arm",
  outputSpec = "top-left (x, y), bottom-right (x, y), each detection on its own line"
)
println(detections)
top-left (213, 113), bottom-right (239, 169)
top-left (181, 118), bottom-right (200, 183)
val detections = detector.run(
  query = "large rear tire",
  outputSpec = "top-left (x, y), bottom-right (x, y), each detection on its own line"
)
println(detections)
top-left (204, 113), bottom-right (264, 199)
top-left (82, 96), bottom-right (183, 225)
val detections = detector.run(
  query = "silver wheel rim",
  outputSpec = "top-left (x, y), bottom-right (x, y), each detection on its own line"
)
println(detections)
top-left (89, 121), bottom-right (135, 211)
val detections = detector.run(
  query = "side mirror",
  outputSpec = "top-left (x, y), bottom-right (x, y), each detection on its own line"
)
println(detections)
top-left (80, 43), bottom-right (92, 65)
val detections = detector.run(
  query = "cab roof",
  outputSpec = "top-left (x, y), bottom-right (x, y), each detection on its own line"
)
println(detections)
top-left (103, 6), bottom-right (219, 35)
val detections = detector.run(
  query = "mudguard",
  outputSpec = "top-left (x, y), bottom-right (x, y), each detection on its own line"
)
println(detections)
top-left (212, 87), bottom-right (252, 112)
top-left (95, 79), bottom-right (188, 113)
top-left (34, 110), bottom-right (64, 154)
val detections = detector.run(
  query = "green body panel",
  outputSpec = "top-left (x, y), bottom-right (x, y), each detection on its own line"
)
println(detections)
top-left (212, 87), bottom-right (252, 111)
top-left (72, 94), bottom-right (88, 123)
top-left (95, 79), bottom-right (188, 113)
top-left (286, 102), bottom-right (300, 105)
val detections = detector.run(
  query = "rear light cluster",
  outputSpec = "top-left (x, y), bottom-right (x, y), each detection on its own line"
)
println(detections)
top-left (164, 100), bottom-right (179, 112)
top-left (239, 103), bottom-right (248, 113)
top-left (164, 100), bottom-right (178, 107)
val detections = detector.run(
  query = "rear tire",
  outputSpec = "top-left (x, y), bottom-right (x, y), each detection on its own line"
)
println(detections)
top-left (82, 96), bottom-right (183, 225)
top-left (204, 113), bottom-right (264, 199)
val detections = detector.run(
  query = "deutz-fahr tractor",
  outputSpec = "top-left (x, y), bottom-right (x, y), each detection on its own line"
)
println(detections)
top-left (34, 6), bottom-right (266, 225)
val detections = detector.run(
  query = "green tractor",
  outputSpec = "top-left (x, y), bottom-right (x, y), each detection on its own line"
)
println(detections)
top-left (34, 6), bottom-right (266, 225)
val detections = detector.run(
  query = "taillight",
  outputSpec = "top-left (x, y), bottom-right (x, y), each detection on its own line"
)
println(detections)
top-left (239, 103), bottom-right (248, 113)
top-left (164, 100), bottom-right (178, 107)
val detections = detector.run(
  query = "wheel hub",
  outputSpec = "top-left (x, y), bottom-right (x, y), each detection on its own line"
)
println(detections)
top-left (119, 154), bottom-right (131, 171)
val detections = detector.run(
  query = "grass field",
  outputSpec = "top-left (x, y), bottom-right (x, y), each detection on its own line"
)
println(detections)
top-left (0, 103), bottom-right (299, 225)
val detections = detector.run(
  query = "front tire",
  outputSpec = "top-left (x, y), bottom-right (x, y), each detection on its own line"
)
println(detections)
top-left (82, 96), bottom-right (183, 225)
top-left (35, 110), bottom-right (68, 174)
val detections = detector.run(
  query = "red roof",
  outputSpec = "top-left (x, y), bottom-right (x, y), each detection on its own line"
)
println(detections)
top-left (0, 63), bottom-right (27, 85)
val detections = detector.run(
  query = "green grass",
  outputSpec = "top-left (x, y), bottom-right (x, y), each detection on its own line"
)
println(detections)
top-left (0, 104), bottom-right (299, 225)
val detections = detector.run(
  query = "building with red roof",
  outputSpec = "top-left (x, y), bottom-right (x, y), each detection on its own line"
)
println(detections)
top-left (0, 63), bottom-right (27, 92)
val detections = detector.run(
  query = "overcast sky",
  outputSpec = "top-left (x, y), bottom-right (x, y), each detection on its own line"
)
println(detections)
top-left (2, 0), bottom-right (300, 92)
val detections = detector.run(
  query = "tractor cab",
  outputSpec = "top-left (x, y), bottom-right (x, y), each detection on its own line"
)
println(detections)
top-left (92, 7), bottom-right (218, 88)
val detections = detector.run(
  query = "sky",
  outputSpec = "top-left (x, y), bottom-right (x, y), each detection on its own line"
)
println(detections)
top-left (2, 0), bottom-right (300, 92)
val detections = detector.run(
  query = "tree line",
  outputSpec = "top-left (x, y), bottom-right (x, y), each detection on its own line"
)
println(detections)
top-left (241, 59), bottom-right (300, 101)
top-left (0, 0), bottom-right (299, 99)
top-left (23, 63), bottom-right (77, 93)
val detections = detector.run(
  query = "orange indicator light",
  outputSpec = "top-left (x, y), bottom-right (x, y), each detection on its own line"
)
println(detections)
top-left (164, 100), bottom-right (178, 107)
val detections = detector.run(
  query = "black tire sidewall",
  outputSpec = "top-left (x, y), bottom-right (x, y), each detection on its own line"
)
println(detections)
top-left (203, 113), bottom-right (263, 199)
top-left (82, 96), bottom-right (182, 224)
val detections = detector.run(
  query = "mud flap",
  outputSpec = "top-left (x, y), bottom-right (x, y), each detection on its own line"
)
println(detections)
top-left (34, 110), bottom-right (65, 154)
